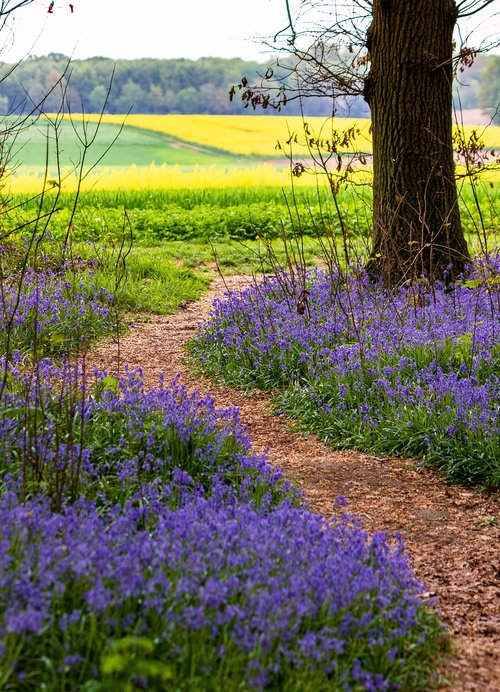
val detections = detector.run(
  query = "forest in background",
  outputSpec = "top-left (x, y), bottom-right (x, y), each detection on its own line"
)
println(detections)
top-left (0, 52), bottom-right (498, 118)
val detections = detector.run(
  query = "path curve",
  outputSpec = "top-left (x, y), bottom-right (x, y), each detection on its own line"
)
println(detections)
top-left (88, 275), bottom-right (499, 692)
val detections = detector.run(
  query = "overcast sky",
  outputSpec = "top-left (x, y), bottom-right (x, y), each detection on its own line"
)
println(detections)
top-left (2, 0), bottom-right (499, 64)
top-left (1, 0), bottom-right (290, 63)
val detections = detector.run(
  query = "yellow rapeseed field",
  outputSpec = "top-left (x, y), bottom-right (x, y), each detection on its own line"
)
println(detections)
top-left (72, 113), bottom-right (500, 157)
top-left (10, 163), bottom-right (334, 193)
top-left (8, 115), bottom-right (500, 193)
top-left (71, 114), bottom-right (374, 156)
top-left (10, 160), bottom-right (500, 195)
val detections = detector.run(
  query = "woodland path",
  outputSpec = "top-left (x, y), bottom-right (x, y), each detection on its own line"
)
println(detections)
top-left (88, 274), bottom-right (500, 692)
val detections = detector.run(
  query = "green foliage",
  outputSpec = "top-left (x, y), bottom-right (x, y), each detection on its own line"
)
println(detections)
top-left (2, 53), bottom-right (496, 117)
top-left (11, 182), bottom-right (498, 248)
top-left (97, 637), bottom-right (174, 691)
top-left (9, 187), bottom-right (373, 244)
top-left (0, 54), bottom-right (350, 116)
top-left (23, 187), bottom-right (329, 211)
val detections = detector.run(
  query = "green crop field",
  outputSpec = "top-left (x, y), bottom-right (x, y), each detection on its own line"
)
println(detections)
top-left (9, 118), bottom-right (246, 168)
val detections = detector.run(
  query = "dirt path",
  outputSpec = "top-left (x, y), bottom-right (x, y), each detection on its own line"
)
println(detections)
top-left (89, 275), bottom-right (500, 692)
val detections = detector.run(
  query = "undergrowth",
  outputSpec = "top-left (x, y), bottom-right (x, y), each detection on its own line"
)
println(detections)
top-left (191, 258), bottom-right (500, 488)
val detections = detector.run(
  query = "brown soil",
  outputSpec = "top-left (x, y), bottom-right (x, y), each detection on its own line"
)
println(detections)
top-left (88, 274), bottom-right (500, 692)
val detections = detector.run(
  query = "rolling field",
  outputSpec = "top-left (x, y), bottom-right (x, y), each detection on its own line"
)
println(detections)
top-left (7, 113), bottom-right (500, 193)
top-left (68, 113), bottom-right (500, 157)
top-left (69, 114), bottom-right (374, 157)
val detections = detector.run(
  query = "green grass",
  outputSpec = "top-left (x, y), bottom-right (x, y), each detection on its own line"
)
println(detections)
top-left (83, 245), bottom-right (212, 315)
top-left (75, 238), bottom-right (324, 314)
top-left (13, 186), bottom-right (327, 211)
top-left (7, 119), bottom-right (244, 168)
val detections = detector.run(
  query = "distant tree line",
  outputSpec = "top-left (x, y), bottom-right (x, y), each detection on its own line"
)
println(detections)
top-left (0, 52), bottom-right (497, 119)
top-left (455, 53), bottom-right (500, 122)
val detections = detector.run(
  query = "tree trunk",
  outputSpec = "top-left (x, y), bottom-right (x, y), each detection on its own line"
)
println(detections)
top-left (364, 0), bottom-right (470, 286)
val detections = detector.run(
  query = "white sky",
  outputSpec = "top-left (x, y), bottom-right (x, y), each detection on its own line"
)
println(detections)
top-left (1, 0), bottom-right (499, 64)
top-left (1, 0), bottom-right (290, 63)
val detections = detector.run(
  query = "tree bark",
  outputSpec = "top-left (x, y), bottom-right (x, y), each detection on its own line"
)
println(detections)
top-left (364, 0), bottom-right (470, 286)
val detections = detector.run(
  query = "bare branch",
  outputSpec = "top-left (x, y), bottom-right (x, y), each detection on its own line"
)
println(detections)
top-left (0, 0), bottom-right (34, 16)
top-left (456, 0), bottom-right (498, 18)
top-left (274, 0), bottom-right (297, 44)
